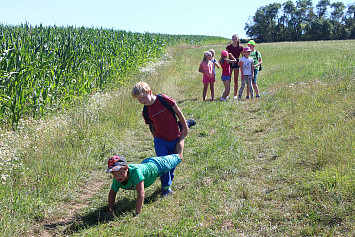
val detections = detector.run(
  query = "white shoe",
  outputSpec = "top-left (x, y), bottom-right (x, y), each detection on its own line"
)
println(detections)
top-left (233, 96), bottom-right (238, 99)
top-left (226, 96), bottom-right (230, 99)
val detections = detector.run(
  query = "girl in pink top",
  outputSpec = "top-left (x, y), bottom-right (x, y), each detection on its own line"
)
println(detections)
top-left (219, 50), bottom-right (237, 101)
top-left (199, 51), bottom-right (215, 101)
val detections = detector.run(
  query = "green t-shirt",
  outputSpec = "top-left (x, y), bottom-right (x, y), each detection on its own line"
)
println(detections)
top-left (250, 50), bottom-right (261, 70)
top-left (111, 163), bottom-right (159, 192)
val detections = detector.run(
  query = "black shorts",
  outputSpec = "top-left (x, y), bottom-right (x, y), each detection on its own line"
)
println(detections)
top-left (229, 59), bottom-right (239, 69)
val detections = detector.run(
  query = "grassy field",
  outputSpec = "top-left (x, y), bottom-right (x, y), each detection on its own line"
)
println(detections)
top-left (0, 40), bottom-right (354, 236)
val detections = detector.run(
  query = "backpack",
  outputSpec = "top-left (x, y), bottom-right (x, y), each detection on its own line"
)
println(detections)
top-left (255, 50), bottom-right (262, 71)
top-left (142, 94), bottom-right (180, 135)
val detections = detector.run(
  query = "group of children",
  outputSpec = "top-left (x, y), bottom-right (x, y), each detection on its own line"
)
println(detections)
top-left (199, 34), bottom-right (263, 102)
top-left (105, 34), bottom-right (262, 217)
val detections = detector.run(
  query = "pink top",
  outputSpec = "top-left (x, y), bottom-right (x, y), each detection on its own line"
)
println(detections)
top-left (200, 61), bottom-right (214, 80)
top-left (220, 59), bottom-right (231, 76)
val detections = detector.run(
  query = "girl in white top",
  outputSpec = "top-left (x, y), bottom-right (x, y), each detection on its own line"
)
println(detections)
top-left (238, 47), bottom-right (254, 100)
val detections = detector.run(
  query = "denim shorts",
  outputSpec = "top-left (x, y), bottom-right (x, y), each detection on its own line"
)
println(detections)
top-left (221, 76), bottom-right (231, 81)
top-left (253, 69), bottom-right (258, 84)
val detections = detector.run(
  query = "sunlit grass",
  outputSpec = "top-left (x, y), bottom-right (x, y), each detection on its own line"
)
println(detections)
top-left (0, 40), bottom-right (354, 236)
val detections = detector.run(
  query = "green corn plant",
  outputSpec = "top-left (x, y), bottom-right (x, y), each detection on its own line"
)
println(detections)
top-left (0, 23), bottom-right (227, 128)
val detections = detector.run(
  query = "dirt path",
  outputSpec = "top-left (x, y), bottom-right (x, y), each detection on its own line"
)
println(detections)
top-left (31, 172), bottom-right (105, 236)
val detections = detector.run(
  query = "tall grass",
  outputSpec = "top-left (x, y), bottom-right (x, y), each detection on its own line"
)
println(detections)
top-left (0, 23), bottom-right (226, 128)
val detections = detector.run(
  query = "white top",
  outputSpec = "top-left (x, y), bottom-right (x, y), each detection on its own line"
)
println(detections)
top-left (240, 57), bottom-right (254, 75)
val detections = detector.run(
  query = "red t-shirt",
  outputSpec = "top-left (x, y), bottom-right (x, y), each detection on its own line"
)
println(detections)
top-left (143, 94), bottom-right (180, 141)
top-left (220, 59), bottom-right (231, 76)
top-left (226, 44), bottom-right (244, 59)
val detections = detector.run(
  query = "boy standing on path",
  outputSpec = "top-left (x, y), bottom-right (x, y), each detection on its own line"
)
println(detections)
top-left (132, 82), bottom-right (195, 197)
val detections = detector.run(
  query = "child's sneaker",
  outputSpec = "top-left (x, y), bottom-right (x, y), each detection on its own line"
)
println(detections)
top-left (161, 187), bottom-right (173, 197)
top-left (233, 96), bottom-right (238, 99)
top-left (179, 119), bottom-right (196, 131)
top-left (226, 96), bottom-right (230, 99)
top-left (246, 96), bottom-right (250, 100)
top-left (186, 119), bottom-right (196, 128)
top-left (256, 94), bottom-right (261, 98)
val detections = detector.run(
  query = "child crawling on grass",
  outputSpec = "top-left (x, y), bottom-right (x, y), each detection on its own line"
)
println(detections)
top-left (107, 135), bottom-right (185, 216)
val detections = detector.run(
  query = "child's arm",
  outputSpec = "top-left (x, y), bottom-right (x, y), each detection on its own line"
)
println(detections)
top-left (226, 58), bottom-right (237, 63)
top-left (239, 60), bottom-right (244, 77)
top-left (108, 188), bottom-right (117, 212)
top-left (175, 134), bottom-right (185, 160)
top-left (173, 104), bottom-right (188, 137)
top-left (256, 55), bottom-right (262, 67)
top-left (214, 60), bottom-right (220, 69)
top-left (198, 64), bottom-right (205, 73)
top-left (227, 53), bottom-right (237, 63)
top-left (229, 53), bottom-right (237, 61)
top-left (135, 180), bottom-right (145, 215)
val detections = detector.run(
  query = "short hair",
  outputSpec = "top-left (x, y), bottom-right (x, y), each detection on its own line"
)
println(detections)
top-left (132, 81), bottom-right (151, 97)
top-left (208, 49), bottom-right (215, 56)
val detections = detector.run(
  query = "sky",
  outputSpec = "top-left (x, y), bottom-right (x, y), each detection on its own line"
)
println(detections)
top-left (1, 0), bottom-right (354, 39)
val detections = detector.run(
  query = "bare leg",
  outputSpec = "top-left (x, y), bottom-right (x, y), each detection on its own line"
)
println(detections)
top-left (203, 83), bottom-right (208, 101)
top-left (210, 82), bottom-right (215, 101)
top-left (233, 69), bottom-right (239, 96)
top-left (252, 83), bottom-right (259, 96)
top-left (222, 80), bottom-right (231, 99)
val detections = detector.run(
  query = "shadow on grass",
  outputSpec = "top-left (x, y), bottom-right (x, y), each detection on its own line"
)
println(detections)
top-left (177, 98), bottom-right (198, 104)
top-left (44, 188), bottom-right (161, 235)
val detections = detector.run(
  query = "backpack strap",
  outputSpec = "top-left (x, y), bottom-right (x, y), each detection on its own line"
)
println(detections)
top-left (143, 105), bottom-right (151, 125)
top-left (255, 51), bottom-right (259, 61)
top-left (142, 94), bottom-right (177, 127)
top-left (156, 94), bottom-right (177, 121)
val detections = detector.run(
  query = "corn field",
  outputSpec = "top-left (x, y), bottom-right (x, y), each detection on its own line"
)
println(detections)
top-left (0, 23), bottom-right (225, 128)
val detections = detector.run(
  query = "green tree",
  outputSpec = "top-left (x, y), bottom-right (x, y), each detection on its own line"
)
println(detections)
top-left (280, 0), bottom-right (298, 41)
top-left (245, 0), bottom-right (352, 42)
top-left (295, 0), bottom-right (315, 40)
top-left (330, 2), bottom-right (346, 39)
top-left (330, 1), bottom-right (346, 21)
top-left (244, 3), bottom-right (282, 42)
top-left (344, 4), bottom-right (355, 39)
top-left (316, 0), bottom-right (330, 18)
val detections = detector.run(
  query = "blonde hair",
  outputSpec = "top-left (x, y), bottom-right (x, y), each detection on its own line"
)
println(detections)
top-left (208, 49), bottom-right (215, 56)
top-left (132, 81), bottom-right (151, 97)
top-left (203, 51), bottom-right (212, 62)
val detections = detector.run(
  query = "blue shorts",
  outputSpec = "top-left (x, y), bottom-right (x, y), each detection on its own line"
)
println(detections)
top-left (153, 137), bottom-right (179, 187)
top-left (221, 76), bottom-right (231, 81)
top-left (141, 154), bottom-right (181, 177)
top-left (253, 69), bottom-right (259, 84)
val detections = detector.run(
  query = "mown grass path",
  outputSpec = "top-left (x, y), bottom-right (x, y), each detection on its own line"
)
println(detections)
top-left (2, 41), bottom-right (353, 236)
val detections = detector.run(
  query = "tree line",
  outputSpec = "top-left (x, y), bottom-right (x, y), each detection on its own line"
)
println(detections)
top-left (245, 0), bottom-right (355, 42)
